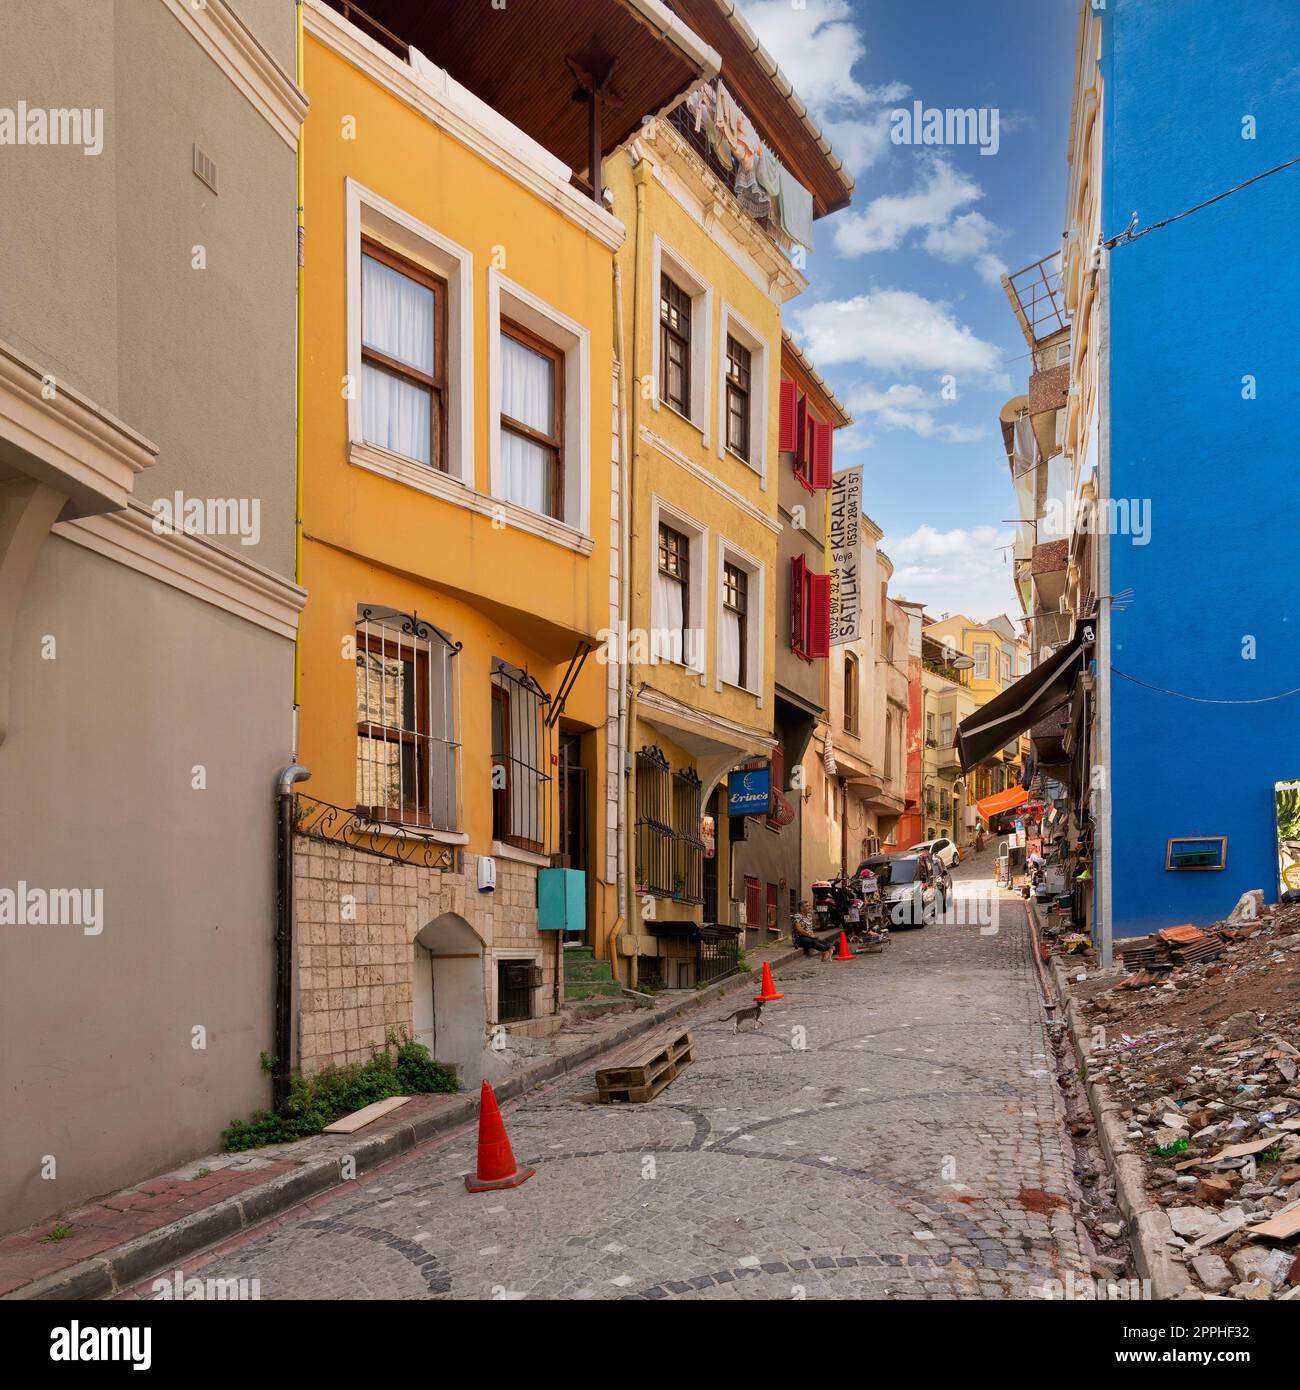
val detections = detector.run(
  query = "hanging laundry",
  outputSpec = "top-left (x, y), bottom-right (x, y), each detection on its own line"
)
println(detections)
top-left (715, 80), bottom-right (762, 170)
top-left (777, 162), bottom-right (815, 250)
top-left (757, 146), bottom-right (782, 198)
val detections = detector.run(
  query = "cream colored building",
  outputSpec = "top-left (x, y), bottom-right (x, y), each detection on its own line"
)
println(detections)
top-left (803, 528), bottom-right (910, 881)
top-left (920, 634), bottom-right (978, 849)
top-left (0, 0), bottom-right (305, 1232)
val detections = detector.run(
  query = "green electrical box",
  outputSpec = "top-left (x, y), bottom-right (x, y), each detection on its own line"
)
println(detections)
top-left (538, 868), bottom-right (585, 931)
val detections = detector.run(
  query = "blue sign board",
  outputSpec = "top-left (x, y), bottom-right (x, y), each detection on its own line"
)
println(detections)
top-left (727, 767), bottom-right (771, 816)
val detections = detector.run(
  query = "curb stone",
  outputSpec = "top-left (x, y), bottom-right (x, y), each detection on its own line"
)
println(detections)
top-left (1029, 900), bottom-right (1188, 1300)
top-left (5, 945), bottom-right (803, 1301)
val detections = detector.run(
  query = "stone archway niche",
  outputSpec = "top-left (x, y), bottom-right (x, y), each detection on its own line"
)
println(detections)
top-left (413, 912), bottom-right (486, 1087)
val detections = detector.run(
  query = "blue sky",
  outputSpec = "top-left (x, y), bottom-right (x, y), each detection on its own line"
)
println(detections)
top-left (737, 0), bottom-right (1078, 620)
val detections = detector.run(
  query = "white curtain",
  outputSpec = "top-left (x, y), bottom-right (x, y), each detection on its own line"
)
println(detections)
top-left (363, 255), bottom-right (433, 372)
top-left (652, 573), bottom-right (685, 664)
top-left (362, 254), bottom-right (434, 463)
top-left (362, 365), bottom-right (430, 464)
top-left (500, 334), bottom-right (555, 515)
top-left (720, 607), bottom-right (743, 686)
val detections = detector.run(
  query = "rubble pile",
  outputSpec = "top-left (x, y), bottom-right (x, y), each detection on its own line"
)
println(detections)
top-left (1075, 894), bottom-right (1300, 1299)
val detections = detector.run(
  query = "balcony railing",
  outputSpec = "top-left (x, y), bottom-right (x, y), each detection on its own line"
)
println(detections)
top-left (666, 101), bottom-right (797, 253)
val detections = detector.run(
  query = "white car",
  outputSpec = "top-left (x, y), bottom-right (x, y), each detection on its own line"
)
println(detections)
top-left (907, 837), bottom-right (960, 869)
top-left (855, 853), bottom-right (947, 928)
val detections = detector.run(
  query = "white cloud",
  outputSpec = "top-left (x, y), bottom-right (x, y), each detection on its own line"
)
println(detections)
top-left (738, 0), bottom-right (868, 107)
top-left (833, 159), bottom-right (980, 256)
top-left (882, 524), bottom-right (1020, 619)
top-left (844, 382), bottom-right (986, 444)
top-left (736, 0), bottom-right (905, 175)
top-left (853, 384), bottom-right (989, 443)
top-left (790, 289), bottom-right (1007, 384)
top-left (832, 157), bottom-right (1009, 285)
top-left (922, 211), bottom-right (1008, 286)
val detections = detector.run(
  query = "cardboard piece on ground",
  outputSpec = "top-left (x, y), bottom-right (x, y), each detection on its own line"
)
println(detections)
top-left (1175, 1134), bottom-right (1281, 1171)
top-left (1247, 1204), bottom-right (1300, 1241)
top-left (322, 1095), bottom-right (411, 1134)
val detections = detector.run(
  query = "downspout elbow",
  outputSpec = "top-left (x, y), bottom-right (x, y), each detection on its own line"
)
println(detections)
top-left (277, 763), bottom-right (311, 798)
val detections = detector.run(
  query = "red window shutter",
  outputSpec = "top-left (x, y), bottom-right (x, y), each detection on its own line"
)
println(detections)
top-left (744, 876), bottom-right (761, 926)
top-left (794, 391), bottom-right (809, 470)
top-left (790, 555), bottom-right (807, 653)
top-left (810, 420), bottom-right (834, 488)
top-left (778, 378), bottom-right (798, 454)
top-left (808, 572), bottom-right (831, 658)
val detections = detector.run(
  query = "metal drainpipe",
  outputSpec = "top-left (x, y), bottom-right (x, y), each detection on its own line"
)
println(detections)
top-left (274, 763), bottom-right (311, 1111)
top-left (839, 776), bottom-right (849, 878)
top-left (607, 154), bottom-right (649, 987)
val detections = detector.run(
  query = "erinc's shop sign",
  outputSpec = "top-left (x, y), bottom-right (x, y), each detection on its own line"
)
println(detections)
top-left (826, 466), bottom-right (863, 645)
top-left (728, 767), bottom-right (770, 816)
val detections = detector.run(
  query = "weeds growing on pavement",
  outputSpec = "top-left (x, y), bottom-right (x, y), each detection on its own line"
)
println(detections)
top-left (222, 1032), bottom-right (459, 1151)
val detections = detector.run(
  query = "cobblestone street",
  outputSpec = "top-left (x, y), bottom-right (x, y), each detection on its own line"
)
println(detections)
top-left (161, 853), bottom-right (1091, 1300)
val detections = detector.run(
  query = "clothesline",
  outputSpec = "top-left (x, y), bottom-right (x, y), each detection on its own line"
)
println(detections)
top-left (682, 78), bottom-right (815, 251)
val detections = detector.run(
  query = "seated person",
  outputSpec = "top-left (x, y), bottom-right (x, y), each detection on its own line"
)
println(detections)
top-left (792, 903), bottom-right (835, 958)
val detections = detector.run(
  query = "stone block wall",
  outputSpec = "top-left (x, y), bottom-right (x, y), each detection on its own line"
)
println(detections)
top-left (292, 835), bottom-right (562, 1075)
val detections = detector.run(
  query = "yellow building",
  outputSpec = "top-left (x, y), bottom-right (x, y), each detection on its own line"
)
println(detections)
top-left (606, 9), bottom-right (852, 986)
top-left (292, 0), bottom-right (714, 1082)
top-left (924, 613), bottom-right (1030, 805)
top-left (920, 632), bottom-right (978, 850)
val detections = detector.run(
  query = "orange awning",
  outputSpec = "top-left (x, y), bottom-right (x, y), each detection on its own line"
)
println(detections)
top-left (974, 785), bottom-right (1029, 822)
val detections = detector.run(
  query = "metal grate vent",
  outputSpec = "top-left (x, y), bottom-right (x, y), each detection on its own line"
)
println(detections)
top-left (192, 144), bottom-right (218, 194)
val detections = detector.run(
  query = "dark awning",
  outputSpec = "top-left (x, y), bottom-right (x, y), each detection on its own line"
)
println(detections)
top-left (957, 626), bottom-right (1087, 773)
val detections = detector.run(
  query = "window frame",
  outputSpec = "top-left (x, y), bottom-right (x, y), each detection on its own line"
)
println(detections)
top-left (716, 541), bottom-right (763, 698)
top-left (717, 302), bottom-right (768, 483)
top-left (487, 268), bottom-right (591, 536)
top-left (650, 237), bottom-right (712, 441)
top-left (843, 651), bottom-right (860, 735)
top-left (657, 520), bottom-right (692, 668)
top-left (660, 273), bottom-right (692, 417)
top-left (353, 606), bottom-right (461, 834)
top-left (649, 498), bottom-right (708, 679)
top-left (724, 333), bottom-right (751, 462)
top-left (346, 179), bottom-right (474, 487)
top-left (973, 642), bottom-right (990, 680)
top-left (635, 746), bottom-right (674, 898)
top-left (498, 316), bottom-right (565, 522)
top-left (490, 660), bottom-right (550, 856)
top-left (359, 236), bottom-right (448, 472)
top-left (721, 559), bottom-right (748, 689)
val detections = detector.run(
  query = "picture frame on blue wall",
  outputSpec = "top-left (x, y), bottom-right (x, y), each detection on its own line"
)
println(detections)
top-left (1164, 836), bottom-right (1228, 871)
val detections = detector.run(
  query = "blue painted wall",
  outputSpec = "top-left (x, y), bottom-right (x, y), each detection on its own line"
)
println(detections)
top-left (1102, 0), bottom-right (1300, 936)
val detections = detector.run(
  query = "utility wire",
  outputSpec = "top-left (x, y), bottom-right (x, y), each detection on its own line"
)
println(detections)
top-left (1111, 666), bottom-right (1300, 705)
top-left (1105, 155), bottom-right (1300, 249)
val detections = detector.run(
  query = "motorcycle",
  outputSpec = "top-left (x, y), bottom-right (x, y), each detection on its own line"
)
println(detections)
top-left (810, 880), bottom-right (839, 935)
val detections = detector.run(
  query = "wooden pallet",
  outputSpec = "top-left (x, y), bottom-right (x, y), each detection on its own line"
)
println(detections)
top-left (596, 1030), bottom-right (694, 1104)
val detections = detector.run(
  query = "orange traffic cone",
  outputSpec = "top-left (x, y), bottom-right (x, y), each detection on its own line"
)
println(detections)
top-left (464, 1080), bottom-right (536, 1192)
top-left (833, 931), bottom-right (856, 961)
top-left (753, 960), bottom-right (785, 1003)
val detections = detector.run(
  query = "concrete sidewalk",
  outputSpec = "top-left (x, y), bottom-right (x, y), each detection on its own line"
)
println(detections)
top-left (1, 938), bottom-right (808, 1301)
